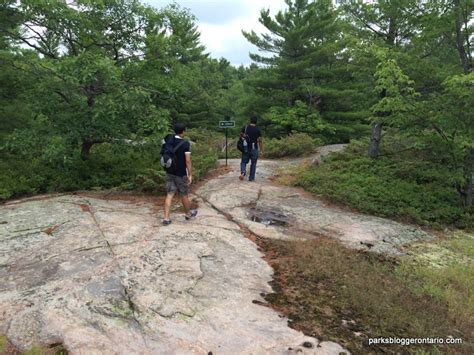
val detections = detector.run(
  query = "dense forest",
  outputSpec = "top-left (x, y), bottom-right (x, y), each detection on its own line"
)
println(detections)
top-left (0, 0), bottom-right (472, 227)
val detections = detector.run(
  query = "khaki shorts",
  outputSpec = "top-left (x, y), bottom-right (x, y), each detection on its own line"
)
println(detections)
top-left (166, 174), bottom-right (189, 196)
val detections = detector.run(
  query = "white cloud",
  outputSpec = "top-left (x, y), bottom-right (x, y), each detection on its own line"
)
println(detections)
top-left (146, 0), bottom-right (287, 66)
top-left (199, 0), bottom-right (287, 65)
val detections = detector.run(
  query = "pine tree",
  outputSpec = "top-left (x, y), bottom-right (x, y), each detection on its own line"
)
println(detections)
top-left (243, 0), bottom-right (368, 141)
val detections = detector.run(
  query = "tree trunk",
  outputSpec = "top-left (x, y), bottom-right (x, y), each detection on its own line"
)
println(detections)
top-left (462, 148), bottom-right (473, 206)
top-left (454, 0), bottom-right (472, 74)
top-left (368, 123), bottom-right (382, 159)
top-left (387, 16), bottom-right (397, 46)
top-left (80, 139), bottom-right (94, 161)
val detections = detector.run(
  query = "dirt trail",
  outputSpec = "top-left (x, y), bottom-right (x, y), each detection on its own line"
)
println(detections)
top-left (0, 145), bottom-right (433, 354)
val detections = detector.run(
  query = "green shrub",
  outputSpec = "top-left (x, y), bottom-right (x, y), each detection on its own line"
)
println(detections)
top-left (0, 137), bottom-right (218, 201)
top-left (187, 127), bottom-right (240, 159)
top-left (295, 140), bottom-right (473, 229)
top-left (191, 141), bottom-right (218, 180)
top-left (264, 133), bottom-right (319, 158)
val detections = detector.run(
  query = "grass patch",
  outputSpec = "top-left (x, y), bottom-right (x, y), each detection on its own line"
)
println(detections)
top-left (396, 232), bottom-right (474, 329)
top-left (294, 140), bottom-right (473, 229)
top-left (262, 236), bottom-right (473, 354)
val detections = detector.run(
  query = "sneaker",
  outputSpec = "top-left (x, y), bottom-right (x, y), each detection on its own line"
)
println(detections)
top-left (185, 209), bottom-right (198, 220)
top-left (239, 172), bottom-right (245, 181)
top-left (162, 219), bottom-right (172, 226)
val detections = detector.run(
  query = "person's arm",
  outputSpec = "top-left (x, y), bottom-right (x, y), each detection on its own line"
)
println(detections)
top-left (185, 152), bottom-right (192, 185)
top-left (257, 129), bottom-right (263, 154)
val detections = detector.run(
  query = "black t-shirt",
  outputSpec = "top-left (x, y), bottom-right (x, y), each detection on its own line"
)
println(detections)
top-left (241, 125), bottom-right (262, 149)
top-left (167, 136), bottom-right (191, 177)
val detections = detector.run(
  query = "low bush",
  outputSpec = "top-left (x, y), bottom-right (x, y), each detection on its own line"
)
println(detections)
top-left (187, 129), bottom-right (322, 161)
top-left (0, 137), bottom-right (217, 201)
top-left (264, 133), bottom-right (320, 158)
top-left (295, 139), bottom-right (474, 229)
top-left (186, 127), bottom-right (240, 159)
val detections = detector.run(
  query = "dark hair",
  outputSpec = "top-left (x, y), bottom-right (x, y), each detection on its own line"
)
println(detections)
top-left (173, 123), bottom-right (186, 134)
top-left (250, 115), bottom-right (258, 124)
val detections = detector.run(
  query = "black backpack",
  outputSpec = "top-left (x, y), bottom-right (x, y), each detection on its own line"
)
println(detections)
top-left (237, 125), bottom-right (248, 153)
top-left (160, 135), bottom-right (186, 172)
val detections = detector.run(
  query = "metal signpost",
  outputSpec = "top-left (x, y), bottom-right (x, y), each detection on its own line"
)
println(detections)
top-left (219, 120), bottom-right (235, 166)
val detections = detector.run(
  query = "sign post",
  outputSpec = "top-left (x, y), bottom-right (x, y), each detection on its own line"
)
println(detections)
top-left (219, 120), bottom-right (235, 166)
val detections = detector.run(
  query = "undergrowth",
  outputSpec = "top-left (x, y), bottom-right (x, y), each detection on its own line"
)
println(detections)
top-left (294, 139), bottom-right (473, 229)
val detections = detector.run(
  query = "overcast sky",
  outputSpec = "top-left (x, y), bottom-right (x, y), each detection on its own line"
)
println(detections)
top-left (145, 0), bottom-right (287, 66)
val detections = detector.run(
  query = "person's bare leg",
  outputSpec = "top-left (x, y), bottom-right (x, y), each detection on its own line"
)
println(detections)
top-left (181, 194), bottom-right (191, 215)
top-left (164, 193), bottom-right (174, 220)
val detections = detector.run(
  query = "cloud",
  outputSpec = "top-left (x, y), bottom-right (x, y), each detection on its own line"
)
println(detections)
top-left (146, 0), bottom-right (251, 24)
top-left (146, 0), bottom-right (287, 66)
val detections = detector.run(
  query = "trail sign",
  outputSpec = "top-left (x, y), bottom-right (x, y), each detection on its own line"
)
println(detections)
top-left (219, 120), bottom-right (235, 128)
top-left (219, 120), bottom-right (235, 166)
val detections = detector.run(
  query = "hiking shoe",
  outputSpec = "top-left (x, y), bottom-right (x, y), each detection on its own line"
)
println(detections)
top-left (239, 172), bottom-right (245, 181)
top-left (185, 209), bottom-right (198, 220)
top-left (162, 219), bottom-right (172, 226)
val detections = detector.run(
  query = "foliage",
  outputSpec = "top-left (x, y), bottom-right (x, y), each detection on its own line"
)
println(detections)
top-left (0, 137), bottom-right (217, 201)
top-left (370, 51), bottom-right (419, 127)
top-left (264, 133), bottom-right (319, 159)
top-left (295, 140), bottom-right (474, 229)
top-left (263, 101), bottom-right (327, 135)
top-left (2, 0), bottom-right (167, 160)
top-left (243, 0), bottom-right (369, 141)
top-left (0, 0), bottom-right (231, 202)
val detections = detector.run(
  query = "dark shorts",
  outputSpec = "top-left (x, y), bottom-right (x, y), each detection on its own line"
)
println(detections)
top-left (166, 174), bottom-right (189, 196)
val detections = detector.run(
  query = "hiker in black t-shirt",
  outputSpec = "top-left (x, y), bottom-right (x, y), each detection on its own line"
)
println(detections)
top-left (239, 116), bottom-right (263, 181)
top-left (162, 123), bottom-right (197, 226)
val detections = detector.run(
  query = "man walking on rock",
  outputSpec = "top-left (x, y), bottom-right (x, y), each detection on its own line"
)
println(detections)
top-left (239, 116), bottom-right (263, 181)
top-left (162, 123), bottom-right (197, 225)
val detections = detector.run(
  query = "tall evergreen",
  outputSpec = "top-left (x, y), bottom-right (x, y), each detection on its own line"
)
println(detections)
top-left (243, 0), bottom-right (368, 141)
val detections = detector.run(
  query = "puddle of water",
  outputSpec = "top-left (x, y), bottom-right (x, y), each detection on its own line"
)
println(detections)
top-left (249, 208), bottom-right (290, 227)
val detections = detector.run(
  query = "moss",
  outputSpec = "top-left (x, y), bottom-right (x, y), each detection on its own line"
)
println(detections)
top-left (0, 335), bottom-right (7, 352)
top-left (113, 318), bottom-right (129, 328)
top-left (111, 304), bottom-right (133, 319)
top-left (25, 345), bottom-right (47, 355)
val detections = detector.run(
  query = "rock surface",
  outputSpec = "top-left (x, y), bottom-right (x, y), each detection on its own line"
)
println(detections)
top-left (199, 147), bottom-right (433, 256)
top-left (0, 146), bottom-right (433, 353)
